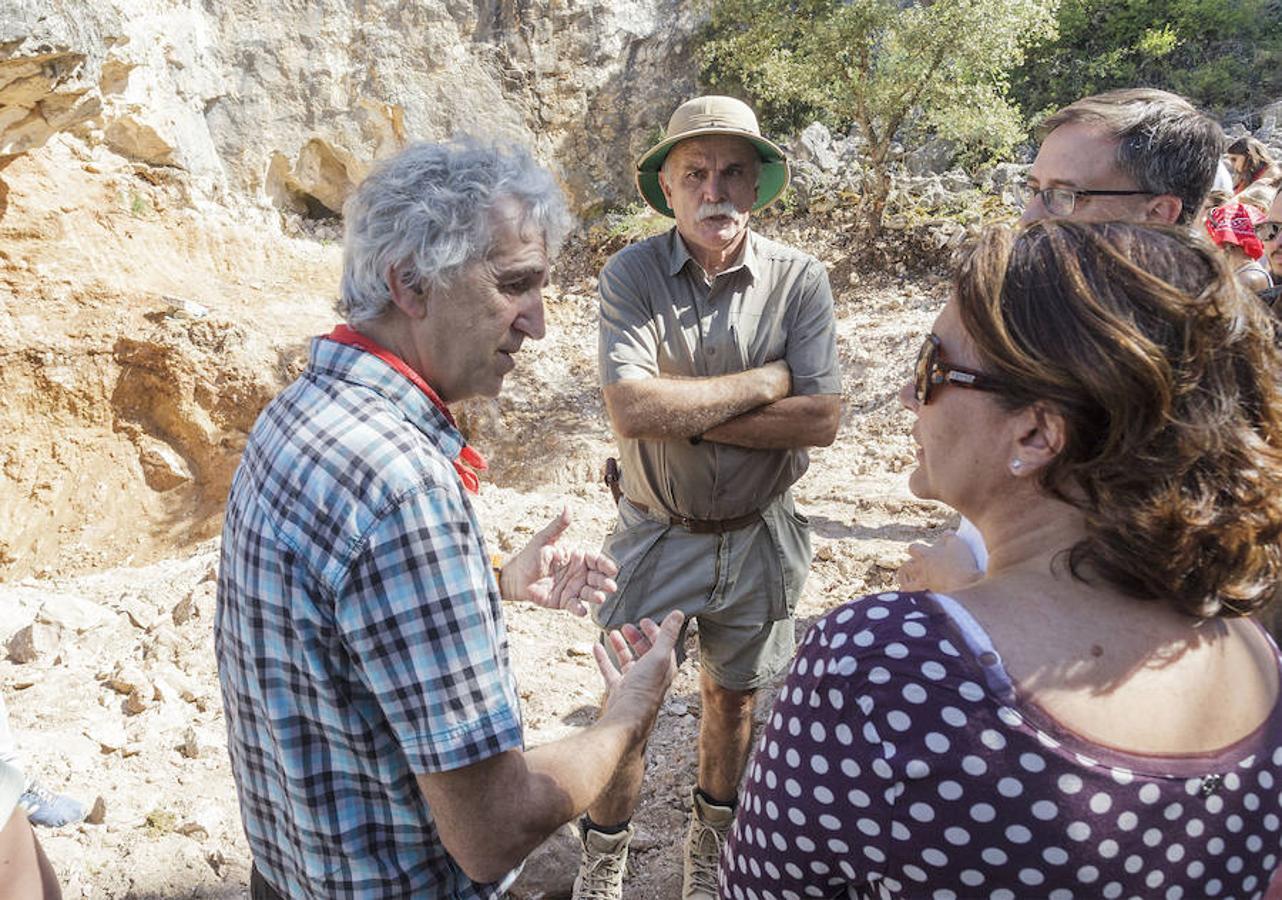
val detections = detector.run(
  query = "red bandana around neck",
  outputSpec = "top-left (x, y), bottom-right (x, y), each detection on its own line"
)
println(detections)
top-left (325, 324), bottom-right (488, 494)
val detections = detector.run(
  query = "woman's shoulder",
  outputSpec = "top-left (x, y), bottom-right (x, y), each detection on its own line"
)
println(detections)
top-left (800, 590), bottom-right (976, 676)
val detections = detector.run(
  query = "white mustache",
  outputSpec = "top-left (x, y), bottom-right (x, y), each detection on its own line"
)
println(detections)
top-left (696, 202), bottom-right (747, 223)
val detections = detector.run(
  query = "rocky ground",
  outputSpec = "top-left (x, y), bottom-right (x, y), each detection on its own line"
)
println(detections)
top-left (0, 134), bottom-right (955, 898)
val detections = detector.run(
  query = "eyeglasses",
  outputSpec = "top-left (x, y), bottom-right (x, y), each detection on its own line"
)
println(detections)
top-left (914, 334), bottom-right (1008, 405)
top-left (1013, 183), bottom-right (1152, 217)
top-left (1255, 221), bottom-right (1282, 243)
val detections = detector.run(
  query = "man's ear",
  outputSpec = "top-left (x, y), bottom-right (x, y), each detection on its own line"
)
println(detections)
top-left (657, 168), bottom-right (674, 205)
top-left (1012, 402), bottom-right (1067, 474)
top-left (386, 264), bottom-right (429, 319)
top-left (1146, 194), bottom-right (1183, 226)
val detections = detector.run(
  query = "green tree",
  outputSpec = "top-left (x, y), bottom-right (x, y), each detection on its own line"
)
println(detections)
top-left (1010, 0), bottom-right (1282, 117)
top-left (699, 0), bottom-right (1058, 237)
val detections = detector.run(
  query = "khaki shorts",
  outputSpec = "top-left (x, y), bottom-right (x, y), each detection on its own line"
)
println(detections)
top-left (593, 491), bottom-right (812, 691)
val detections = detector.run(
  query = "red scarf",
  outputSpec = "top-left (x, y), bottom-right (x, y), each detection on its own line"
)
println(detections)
top-left (325, 324), bottom-right (488, 494)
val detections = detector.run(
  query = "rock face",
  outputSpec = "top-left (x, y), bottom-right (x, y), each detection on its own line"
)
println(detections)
top-left (0, 0), bottom-right (702, 213)
top-left (0, 2), bottom-right (117, 158)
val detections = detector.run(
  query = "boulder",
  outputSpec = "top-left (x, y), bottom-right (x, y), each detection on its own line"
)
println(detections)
top-left (795, 122), bottom-right (841, 173)
top-left (6, 622), bottom-right (61, 663)
top-left (986, 162), bottom-right (1029, 192)
top-left (37, 592), bottom-right (113, 633)
top-left (136, 436), bottom-right (193, 491)
top-left (905, 136), bottom-right (957, 176)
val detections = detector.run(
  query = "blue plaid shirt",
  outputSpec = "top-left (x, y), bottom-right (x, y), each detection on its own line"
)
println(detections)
top-left (215, 337), bottom-right (523, 898)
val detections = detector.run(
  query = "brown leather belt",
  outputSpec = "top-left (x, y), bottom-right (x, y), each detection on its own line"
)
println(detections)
top-left (629, 499), bottom-right (762, 534)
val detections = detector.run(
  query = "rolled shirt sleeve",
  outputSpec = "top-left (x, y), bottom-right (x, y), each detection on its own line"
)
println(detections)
top-left (338, 484), bottom-right (522, 774)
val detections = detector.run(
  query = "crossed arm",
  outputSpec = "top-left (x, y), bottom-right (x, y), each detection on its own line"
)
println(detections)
top-left (602, 362), bottom-right (841, 450)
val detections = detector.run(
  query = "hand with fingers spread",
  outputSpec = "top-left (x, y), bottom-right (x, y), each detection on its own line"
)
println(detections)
top-left (593, 610), bottom-right (685, 739)
top-left (499, 507), bottom-right (619, 616)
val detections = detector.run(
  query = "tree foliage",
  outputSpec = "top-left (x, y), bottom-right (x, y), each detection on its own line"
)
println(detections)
top-left (699, 0), bottom-right (1058, 236)
top-left (1009, 0), bottom-right (1282, 117)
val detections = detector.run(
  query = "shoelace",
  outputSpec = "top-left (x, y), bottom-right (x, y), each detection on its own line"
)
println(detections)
top-left (576, 849), bottom-right (627, 900)
top-left (687, 818), bottom-right (726, 892)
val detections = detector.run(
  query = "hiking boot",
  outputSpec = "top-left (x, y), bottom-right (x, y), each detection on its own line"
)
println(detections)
top-left (571, 821), bottom-right (633, 900)
top-left (683, 789), bottom-right (734, 899)
top-left (18, 777), bottom-right (85, 828)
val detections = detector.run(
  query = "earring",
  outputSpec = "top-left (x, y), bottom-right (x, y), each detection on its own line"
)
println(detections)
top-left (1009, 458), bottom-right (1024, 474)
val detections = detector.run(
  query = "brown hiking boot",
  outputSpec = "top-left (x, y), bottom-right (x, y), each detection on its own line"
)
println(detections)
top-left (682, 789), bottom-right (734, 899)
top-left (571, 821), bottom-right (633, 900)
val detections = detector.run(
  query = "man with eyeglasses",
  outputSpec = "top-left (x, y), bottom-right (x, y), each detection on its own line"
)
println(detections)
top-left (900, 87), bottom-right (1224, 593)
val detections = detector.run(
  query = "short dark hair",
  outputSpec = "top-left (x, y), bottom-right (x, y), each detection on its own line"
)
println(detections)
top-left (1041, 89), bottom-right (1224, 226)
top-left (954, 221), bottom-right (1282, 617)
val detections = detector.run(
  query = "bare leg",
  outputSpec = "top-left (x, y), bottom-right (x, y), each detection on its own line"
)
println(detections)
top-left (696, 674), bottom-right (755, 803)
top-left (585, 698), bottom-right (648, 828)
top-left (0, 809), bottom-right (61, 900)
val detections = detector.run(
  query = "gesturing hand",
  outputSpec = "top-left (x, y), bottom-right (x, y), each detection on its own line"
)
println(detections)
top-left (594, 610), bottom-right (685, 734)
top-left (501, 507), bottom-right (619, 616)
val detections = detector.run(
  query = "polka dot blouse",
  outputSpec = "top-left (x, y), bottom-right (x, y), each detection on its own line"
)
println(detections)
top-left (719, 590), bottom-right (1282, 899)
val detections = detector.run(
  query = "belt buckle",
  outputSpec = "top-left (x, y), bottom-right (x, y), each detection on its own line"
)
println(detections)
top-left (673, 514), bottom-right (696, 530)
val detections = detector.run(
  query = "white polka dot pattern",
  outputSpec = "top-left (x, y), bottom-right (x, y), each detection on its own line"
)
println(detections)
top-left (718, 591), bottom-right (1282, 899)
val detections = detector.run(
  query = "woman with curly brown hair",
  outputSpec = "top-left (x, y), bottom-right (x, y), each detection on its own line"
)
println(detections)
top-left (720, 221), bottom-right (1282, 899)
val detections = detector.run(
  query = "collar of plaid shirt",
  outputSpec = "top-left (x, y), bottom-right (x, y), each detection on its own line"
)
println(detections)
top-left (325, 324), bottom-right (489, 494)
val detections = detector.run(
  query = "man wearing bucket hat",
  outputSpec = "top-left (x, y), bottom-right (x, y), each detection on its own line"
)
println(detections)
top-left (579, 96), bottom-right (842, 900)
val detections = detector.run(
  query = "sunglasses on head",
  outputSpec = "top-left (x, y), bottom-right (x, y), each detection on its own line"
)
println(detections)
top-left (1255, 221), bottom-right (1282, 243)
top-left (914, 334), bottom-right (1008, 405)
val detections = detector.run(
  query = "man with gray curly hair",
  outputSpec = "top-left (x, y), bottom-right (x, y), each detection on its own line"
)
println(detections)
top-left (217, 139), bottom-right (684, 899)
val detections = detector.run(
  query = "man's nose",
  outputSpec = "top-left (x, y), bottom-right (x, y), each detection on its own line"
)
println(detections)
top-left (703, 171), bottom-right (726, 202)
top-left (516, 291), bottom-right (546, 341)
top-left (1018, 199), bottom-right (1045, 226)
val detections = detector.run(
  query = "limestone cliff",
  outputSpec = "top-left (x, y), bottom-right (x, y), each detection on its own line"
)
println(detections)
top-left (1, 0), bottom-right (702, 215)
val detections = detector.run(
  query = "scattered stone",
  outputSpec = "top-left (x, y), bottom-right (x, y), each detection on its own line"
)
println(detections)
top-left (180, 726), bottom-right (202, 759)
top-left (137, 437), bottom-right (193, 492)
top-left (187, 582), bottom-right (216, 621)
top-left (153, 664), bottom-right (200, 704)
top-left (107, 662), bottom-right (148, 695)
top-left (36, 593), bottom-right (112, 633)
top-left (161, 295), bottom-right (209, 319)
top-left (6, 622), bottom-right (61, 663)
top-left (171, 594), bottom-right (198, 626)
top-left (85, 721), bottom-right (129, 753)
top-left (119, 595), bottom-right (157, 631)
top-left (206, 849), bottom-right (227, 878)
top-left (124, 687), bottom-right (151, 716)
top-left (84, 796), bottom-right (107, 825)
top-left (143, 625), bottom-right (182, 661)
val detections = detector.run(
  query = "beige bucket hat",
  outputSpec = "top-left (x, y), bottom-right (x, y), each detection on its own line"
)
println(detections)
top-left (636, 95), bottom-right (790, 217)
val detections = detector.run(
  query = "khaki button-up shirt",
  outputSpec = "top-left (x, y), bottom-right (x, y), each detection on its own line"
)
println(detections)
top-left (598, 228), bottom-right (842, 520)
